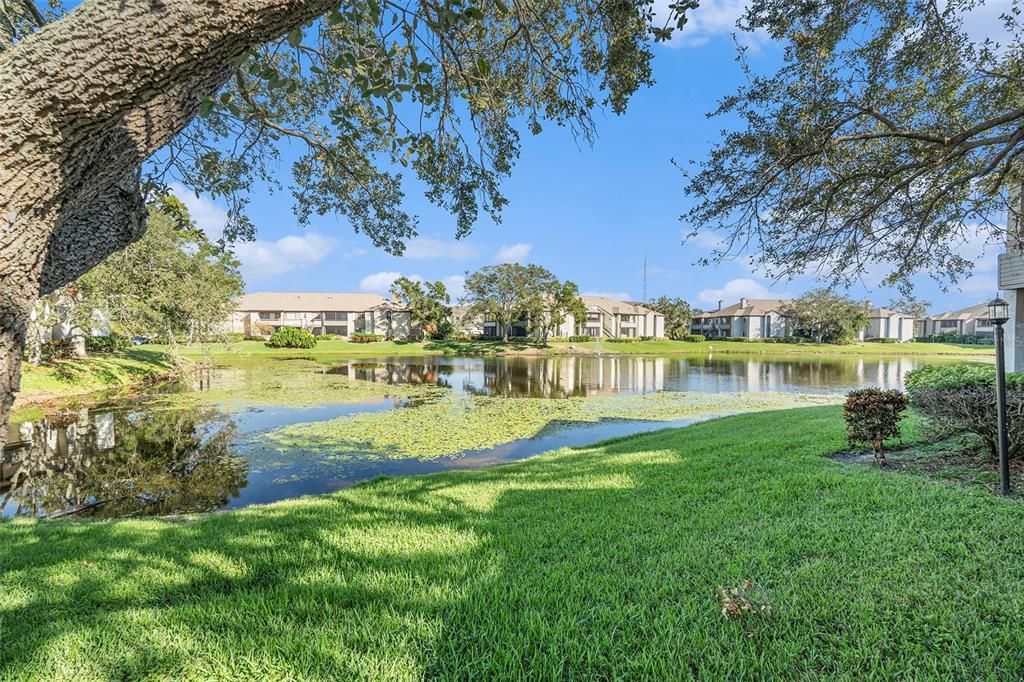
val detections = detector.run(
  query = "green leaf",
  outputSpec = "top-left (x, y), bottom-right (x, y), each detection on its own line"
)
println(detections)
top-left (287, 28), bottom-right (303, 47)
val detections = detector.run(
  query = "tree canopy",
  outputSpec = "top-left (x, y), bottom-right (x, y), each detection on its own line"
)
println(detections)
top-left (77, 197), bottom-right (244, 344)
top-left (683, 0), bottom-right (1024, 292)
top-left (647, 296), bottom-right (693, 339)
top-left (390, 276), bottom-right (452, 339)
top-left (462, 263), bottom-right (582, 341)
top-left (782, 289), bottom-right (869, 344)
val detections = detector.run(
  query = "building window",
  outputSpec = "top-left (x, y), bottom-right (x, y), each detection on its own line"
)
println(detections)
top-left (324, 311), bottom-right (348, 321)
top-left (586, 313), bottom-right (600, 322)
top-left (586, 327), bottom-right (600, 337)
top-left (621, 327), bottom-right (636, 337)
top-left (284, 312), bottom-right (300, 320)
top-left (326, 325), bottom-right (347, 336)
top-left (258, 312), bottom-right (281, 321)
top-left (620, 315), bottom-right (632, 323)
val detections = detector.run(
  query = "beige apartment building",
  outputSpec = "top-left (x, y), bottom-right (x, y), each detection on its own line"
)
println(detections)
top-left (690, 298), bottom-right (791, 340)
top-left (455, 296), bottom-right (665, 339)
top-left (228, 292), bottom-right (413, 339)
top-left (691, 298), bottom-right (918, 342)
top-left (923, 303), bottom-right (994, 339)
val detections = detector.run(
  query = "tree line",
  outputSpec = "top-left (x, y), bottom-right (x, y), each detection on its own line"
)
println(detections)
top-left (26, 196), bottom-right (244, 363)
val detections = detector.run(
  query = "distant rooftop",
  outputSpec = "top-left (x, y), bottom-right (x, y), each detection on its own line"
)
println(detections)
top-left (235, 291), bottom-right (393, 312)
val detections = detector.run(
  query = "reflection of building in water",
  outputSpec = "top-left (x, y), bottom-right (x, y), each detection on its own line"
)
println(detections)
top-left (476, 356), bottom-right (666, 397)
top-left (664, 356), bottom-right (918, 393)
top-left (2, 405), bottom-right (245, 519)
top-left (329, 361), bottom-right (452, 388)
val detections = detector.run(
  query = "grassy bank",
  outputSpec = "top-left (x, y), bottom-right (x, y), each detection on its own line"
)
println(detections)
top-left (4, 406), bottom-right (1024, 679)
top-left (166, 338), bottom-right (994, 363)
top-left (14, 349), bottom-right (181, 411)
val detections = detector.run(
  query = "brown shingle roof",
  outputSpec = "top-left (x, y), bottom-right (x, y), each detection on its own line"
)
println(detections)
top-left (580, 295), bottom-right (660, 316)
top-left (694, 299), bottom-right (790, 318)
top-left (235, 291), bottom-right (391, 312)
top-left (926, 302), bottom-right (990, 322)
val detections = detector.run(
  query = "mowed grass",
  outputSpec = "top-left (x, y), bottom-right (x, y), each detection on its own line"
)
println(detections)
top-left (14, 349), bottom-right (178, 408)
top-left (165, 338), bottom-right (994, 364)
top-left (4, 406), bottom-right (1024, 679)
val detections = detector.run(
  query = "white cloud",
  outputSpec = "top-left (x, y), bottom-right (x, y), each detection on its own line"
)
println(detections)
top-left (689, 231), bottom-right (726, 249)
top-left (583, 290), bottom-right (634, 301)
top-left (403, 238), bottom-right (478, 260)
top-left (358, 271), bottom-right (423, 294)
top-left (443, 275), bottom-right (467, 300)
top-left (653, 0), bottom-right (769, 50)
top-left (495, 243), bottom-right (533, 263)
top-left (234, 233), bottom-right (338, 281)
top-left (697, 277), bottom-right (784, 306)
top-left (169, 182), bottom-right (228, 240)
top-left (960, 274), bottom-right (998, 296)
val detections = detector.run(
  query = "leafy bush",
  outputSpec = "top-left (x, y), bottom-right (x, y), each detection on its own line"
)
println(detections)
top-left (916, 334), bottom-right (994, 346)
top-left (351, 333), bottom-right (384, 344)
top-left (843, 388), bottom-right (909, 465)
top-left (607, 337), bottom-right (643, 344)
top-left (567, 335), bottom-right (593, 342)
top-left (318, 333), bottom-right (337, 341)
top-left (226, 332), bottom-right (246, 342)
top-left (266, 326), bottom-right (317, 349)
top-left (905, 365), bottom-right (1024, 460)
top-left (41, 339), bottom-right (77, 361)
top-left (85, 333), bottom-right (131, 353)
top-left (865, 337), bottom-right (898, 343)
top-left (682, 334), bottom-right (705, 342)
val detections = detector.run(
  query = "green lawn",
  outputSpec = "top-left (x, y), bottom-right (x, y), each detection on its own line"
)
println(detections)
top-left (3, 406), bottom-right (1024, 679)
top-left (14, 349), bottom-right (179, 409)
top-left (166, 337), bottom-right (994, 364)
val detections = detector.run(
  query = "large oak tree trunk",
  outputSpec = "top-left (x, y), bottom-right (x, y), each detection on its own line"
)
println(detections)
top-left (0, 0), bottom-right (336, 449)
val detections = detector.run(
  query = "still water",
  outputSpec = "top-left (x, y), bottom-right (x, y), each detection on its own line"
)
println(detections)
top-left (2, 354), bottom-right (944, 518)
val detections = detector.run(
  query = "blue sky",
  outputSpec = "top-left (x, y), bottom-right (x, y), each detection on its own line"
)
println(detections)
top-left (172, 0), bottom-right (1005, 315)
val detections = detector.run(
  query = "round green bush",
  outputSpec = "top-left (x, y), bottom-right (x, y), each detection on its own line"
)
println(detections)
top-left (266, 326), bottom-right (317, 349)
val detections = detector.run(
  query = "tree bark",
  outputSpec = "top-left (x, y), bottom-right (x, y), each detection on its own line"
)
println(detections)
top-left (0, 0), bottom-right (338, 448)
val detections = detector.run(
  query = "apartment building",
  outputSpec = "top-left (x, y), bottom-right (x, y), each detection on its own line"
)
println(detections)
top-left (690, 299), bottom-right (791, 340)
top-left (453, 296), bottom-right (665, 339)
top-left (865, 308), bottom-right (916, 342)
top-left (923, 303), bottom-right (994, 339)
top-left (228, 292), bottom-right (413, 339)
top-left (576, 296), bottom-right (665, 338)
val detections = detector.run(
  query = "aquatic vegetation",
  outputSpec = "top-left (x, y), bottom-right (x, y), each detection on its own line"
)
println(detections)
top-left (262, 391), bottom-right (840, 459)
top-left (159, 362), bottom-right (449, 409)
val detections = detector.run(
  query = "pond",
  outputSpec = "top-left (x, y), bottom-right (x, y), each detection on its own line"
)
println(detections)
top-left (2, 353), bottom-right (946, 518)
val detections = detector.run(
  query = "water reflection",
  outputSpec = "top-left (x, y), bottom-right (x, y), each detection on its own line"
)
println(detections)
top-left (2, 406), bottom-right (246, 518)
top-left (322, 354), bottom-right (922, 398)
top-left (3, 353), bottom-right (951, 519)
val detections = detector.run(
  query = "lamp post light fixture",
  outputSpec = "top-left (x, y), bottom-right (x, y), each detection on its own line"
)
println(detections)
top-left (989, 296), bottom-right (1011, 496)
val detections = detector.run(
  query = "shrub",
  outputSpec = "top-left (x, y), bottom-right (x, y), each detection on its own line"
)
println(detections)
top-left (85, 333), bottom-right (131, 353)
top-left (318, 333), bottom-right (337, 341)
top-left (351, 332), bottom-right (384, 344)
top-left (607, 337), bottom-right (643, 344)
top-left (843, 388), bottom-right (909, 466)
top-left (266, 326), bottom-right (317, 349)
top-left (865, 337), bottom-right (897, 343)
top-left (906, 365), bottom-right (1024, 460)
top-left (567, 335), bottom-right (593, 343)
top-left (682, 334), bottom-right (706, 343)
top-left (41, 339), bottom-right (77, 361)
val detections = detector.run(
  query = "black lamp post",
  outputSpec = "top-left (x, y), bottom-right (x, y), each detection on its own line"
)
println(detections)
top-left (989, 296), bottom-right (1011, 496)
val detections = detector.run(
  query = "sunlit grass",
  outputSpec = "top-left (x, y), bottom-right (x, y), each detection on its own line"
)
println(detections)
top-left (14, 349), bottom-right (178, 410)
top-left (3, 406), bottom-right (1024, 679)
top-left (163, 338), bottom-right (995, 363)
